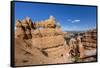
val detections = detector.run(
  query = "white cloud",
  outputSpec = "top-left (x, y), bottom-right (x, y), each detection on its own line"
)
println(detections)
top-left (72, 19), bottom-right (80, 23)
top-left (67, 19), bottom-right (80, 23)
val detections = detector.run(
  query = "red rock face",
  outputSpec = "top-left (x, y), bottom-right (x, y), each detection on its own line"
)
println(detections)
top-left (82, 29), bottom-right (97, 48)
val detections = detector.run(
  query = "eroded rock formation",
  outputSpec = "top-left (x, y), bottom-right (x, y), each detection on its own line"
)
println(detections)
top-left (81, 29), bottom-right (97, 62)
top-left (14, 16), bottom-right (72, 66)
top-left (63, 29), bottom-right (97, 62)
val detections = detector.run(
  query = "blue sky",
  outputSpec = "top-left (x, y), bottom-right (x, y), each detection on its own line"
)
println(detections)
top-left (14, 2), bottom-right (97, 31)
